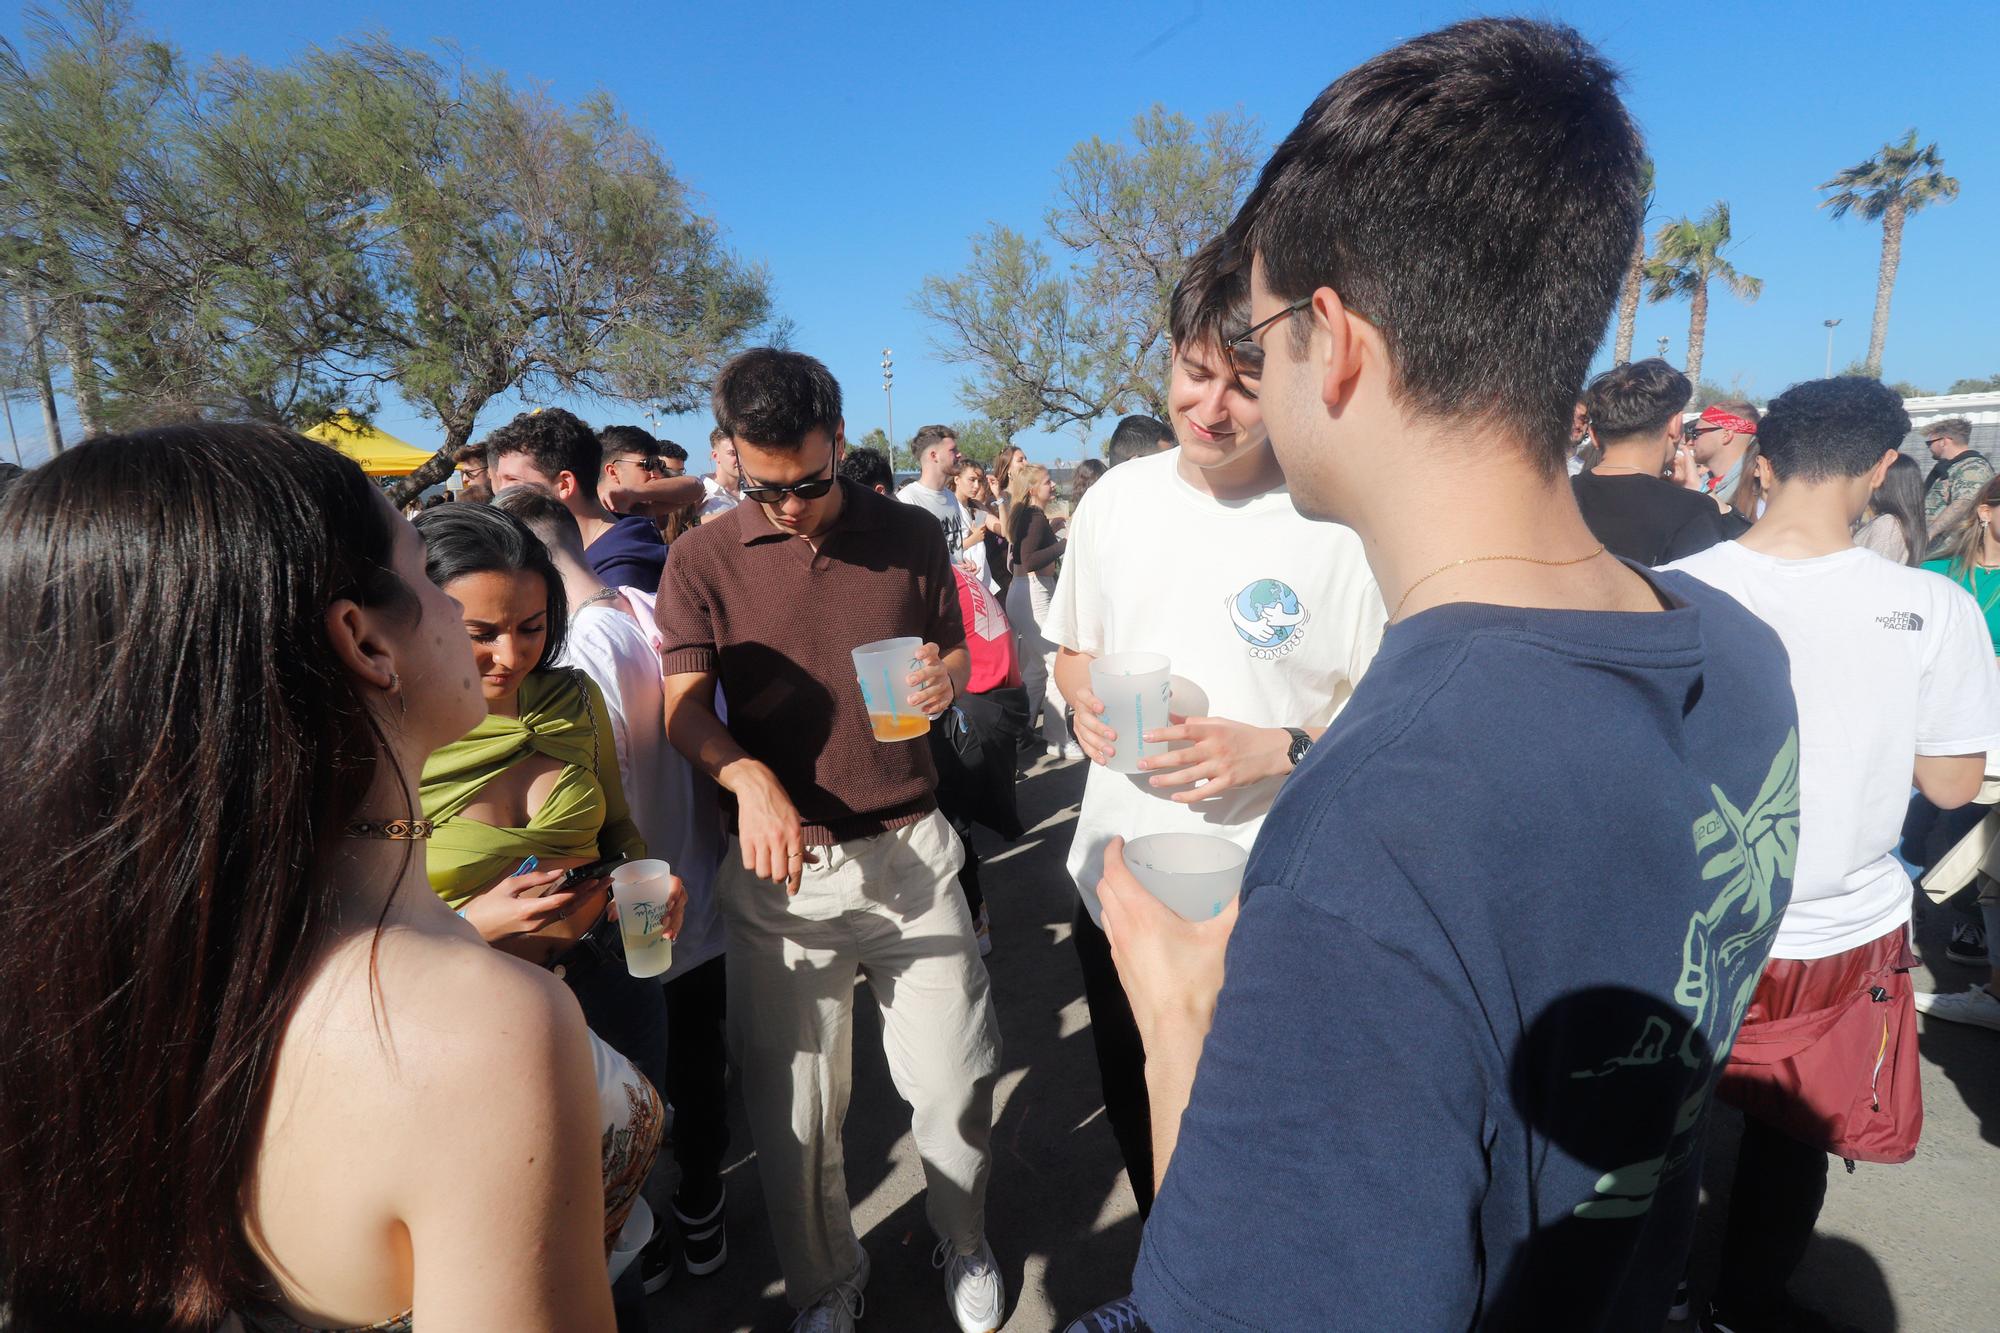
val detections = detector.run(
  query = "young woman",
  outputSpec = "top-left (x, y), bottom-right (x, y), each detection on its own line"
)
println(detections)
top-left (1854, 453), bottom-right (1927, 567)
top-left (0, 426), bottom-right (634, 1332)
top-left (414, 506), bottom-right (676, 1088)
top-left (1006, 461), bottom-right (1073, 760)
top-left (1923, 473), bottom-right (2000, 656)
top-left (1070, 457), bottom-right (1107, 511)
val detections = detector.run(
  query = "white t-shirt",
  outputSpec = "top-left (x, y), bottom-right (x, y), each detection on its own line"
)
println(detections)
top-left (699, 476), bottom-right (739, 519)
top-left (1044, 449), bottom-right (1386, 920)
top-left (564, 600), bottom-right (725, 980)
top-left (898, 480), bottom-right (970, 554)
top-left (1668, 542), bottom-right (2000, 959)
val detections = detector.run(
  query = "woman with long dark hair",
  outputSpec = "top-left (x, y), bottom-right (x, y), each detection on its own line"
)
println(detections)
top-left (1854, 453), bottom-right (1927, 567)
top-left (0, 426), bottom-right (628, 1331)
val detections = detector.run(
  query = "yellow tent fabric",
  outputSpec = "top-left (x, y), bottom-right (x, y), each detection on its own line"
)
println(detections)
top-left (301, 411), bottom-right (436, 477)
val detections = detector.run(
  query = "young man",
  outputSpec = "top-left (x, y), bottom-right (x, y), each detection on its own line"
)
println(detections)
top-left (1921, 416), bottom-right (1990, 556)
top-left (1104, 414), bottom-right (1175, 468)
top-left (486, 408), bottom-right (668, 592)
top-left (1046, 235), bottom-right (1384, 1218)
top-left (656, 350), bottom-right (1005, 1333)
top-left (1572, 358), bottom-right (1734, 564)
top-left (1667, 376), bottom-right (2000, 1329)
top-left (492, 485), bottom-right (734, 1294)
top-left (1082, 20), bottom-right (1802, 1331)
top-left (596, 422), bottom-right (705, 524)
top-left (898, 424), bottom-right (982, 566)
top-left (1684, 400), bottom-right (1761, 506)
top-left (700, 425), bottom-right (743, 519)
top-left (452, 439), bottom-right (492, 502)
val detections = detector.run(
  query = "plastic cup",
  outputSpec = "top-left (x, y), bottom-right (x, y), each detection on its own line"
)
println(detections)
top-left (852, 636), bottom-right (929, 742)
top-left (1090, 652), bottom-right (1172, 773)
top-left (609, 859), bottom-right (675, 978)
top-left (1123, 833), bottom-right (1248, 922)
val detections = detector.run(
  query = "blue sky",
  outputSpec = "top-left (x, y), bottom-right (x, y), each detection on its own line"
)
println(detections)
top-left (6, 0), bottom-right (1996, 470)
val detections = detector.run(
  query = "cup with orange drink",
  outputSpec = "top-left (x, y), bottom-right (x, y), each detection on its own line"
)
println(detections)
top-left (852, 636), bottom-right (930, 742)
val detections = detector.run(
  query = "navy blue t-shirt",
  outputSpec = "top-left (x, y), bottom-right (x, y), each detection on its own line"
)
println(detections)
top-left (586, 513), bottom-right (668, 592)
top-left (1133, 572), bottom-right (1800, 1331)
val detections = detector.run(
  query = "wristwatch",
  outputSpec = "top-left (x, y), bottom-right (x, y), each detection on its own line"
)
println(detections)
top-left (1283, 727), bottom-right (1314, 769)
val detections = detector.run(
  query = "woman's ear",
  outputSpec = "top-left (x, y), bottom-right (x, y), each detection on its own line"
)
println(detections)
top-left (325, 598), bottom-right (398, 694)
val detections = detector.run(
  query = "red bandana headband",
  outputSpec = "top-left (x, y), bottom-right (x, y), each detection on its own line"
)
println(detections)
top-left (1699, 405), bottom-right (1757, 436)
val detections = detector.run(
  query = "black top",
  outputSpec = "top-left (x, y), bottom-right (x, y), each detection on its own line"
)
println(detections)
top-left (1008, 504), bottom-right (1065, 574)
top-left (1572, 470), bottom-right (1734, 567)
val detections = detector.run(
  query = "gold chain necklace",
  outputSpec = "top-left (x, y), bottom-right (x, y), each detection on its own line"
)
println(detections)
top-left (1393, 545), bottom-right (1608, 620)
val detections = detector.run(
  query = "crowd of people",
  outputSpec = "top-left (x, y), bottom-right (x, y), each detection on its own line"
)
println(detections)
top-left (1, 16), bottom-right (1993, 1333)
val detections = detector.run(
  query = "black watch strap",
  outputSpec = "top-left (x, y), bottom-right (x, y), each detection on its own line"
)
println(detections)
top-left (1284, 726), bottom-right (1314, 768)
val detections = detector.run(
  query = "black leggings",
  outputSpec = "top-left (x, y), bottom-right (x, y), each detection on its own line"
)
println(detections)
top-left (1071, 900), bottom-right (1155, 1217)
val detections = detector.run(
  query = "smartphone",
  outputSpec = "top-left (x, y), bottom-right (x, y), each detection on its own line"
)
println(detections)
top-left (546, 853), bottom-right (628, 895)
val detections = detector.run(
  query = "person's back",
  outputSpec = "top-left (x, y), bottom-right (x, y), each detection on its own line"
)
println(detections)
top-left (1570, 358), bottom-right (1731, 565)
top-left (1137, 571), bottom-right (1797, 1327)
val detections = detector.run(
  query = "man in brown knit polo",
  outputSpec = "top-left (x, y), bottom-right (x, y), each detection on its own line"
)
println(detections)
top-left (656, 348), bottom-right (1006, 1333)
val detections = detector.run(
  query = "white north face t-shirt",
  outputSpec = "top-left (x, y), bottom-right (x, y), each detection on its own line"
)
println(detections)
top-left (1668, 541), bottom-right (2000, 959)
top-left (1045, 449), bottom-right (1386, 920)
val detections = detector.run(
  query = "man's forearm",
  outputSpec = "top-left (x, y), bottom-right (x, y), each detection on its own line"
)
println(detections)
top-left (1142, 1015), bottom-right (1209, 1193)
top-left (664, 674), bottom-right (769, 793)
top-left (1053, 647), bottom-right (1094, 712)
top-left (606, 475), bottom-right (705, 513)
top-left (944, 646), bottom-right (972, 700)
top-left (1933, 497), bottom-right (1979, 547)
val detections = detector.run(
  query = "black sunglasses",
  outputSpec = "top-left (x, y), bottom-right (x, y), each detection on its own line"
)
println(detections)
top-left (740, 452), bottom-right (838, 505)
top-left (1685, 425), bottom-right (1724, 441)
top-left (1222, 296), bottom-right (1311, 382)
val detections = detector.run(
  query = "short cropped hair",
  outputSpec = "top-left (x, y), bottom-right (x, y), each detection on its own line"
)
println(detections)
top-left (485, 407), bottom-right (600, 485)
top-left (911, 424), bottom-right (956, 458)
top-left (1758, 377), bottom-right (1911, 483)
top-left (598, 424), bottom-right (660, 460)
top-left (1710, 400), bottom-right (1762, 430)
top-left (1583, 359), bottom-right (1693, 442)
top-left (490, 483), bottom-right (587, 562)
top-left (1928, 417), bottom-right (1973, 446)
top-left (1106, 414), bottom-right (1174, 466)
top-left (839, 445), bottom-right (894, 493)
top-left (1168, 234), bottom-right (1251, 358)
top-left (709, 425), bottom-right (729, 448)
top-left (711, 348), bottom-right (843, 451)
top-left (657, 438), bottom-right (688, 463)
top-left (1233, 18), bottom-right (1646, 476)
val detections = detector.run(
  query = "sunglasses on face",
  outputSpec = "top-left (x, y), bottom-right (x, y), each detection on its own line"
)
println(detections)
top-left (1685, 425), bottom-right (1724, 441)
top-left (740, 451), bottom-right (838, 505)
top-left (611, 455), bottom-right (668, 475)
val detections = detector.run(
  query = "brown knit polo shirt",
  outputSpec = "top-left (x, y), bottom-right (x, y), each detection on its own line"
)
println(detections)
top-left (655, 478), bottom-right (967, 846)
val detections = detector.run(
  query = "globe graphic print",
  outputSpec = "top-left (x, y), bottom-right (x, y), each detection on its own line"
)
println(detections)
top-left (1228, 578), bottom-right (1307, 648)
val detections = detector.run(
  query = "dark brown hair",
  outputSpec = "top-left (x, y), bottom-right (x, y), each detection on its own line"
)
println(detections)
top-left (710, 348), bottom-right (842, 451)
top-left (1169, 234), bottom-right (1251, 357)
top-left (0, 425), bottom-right (418, 1329)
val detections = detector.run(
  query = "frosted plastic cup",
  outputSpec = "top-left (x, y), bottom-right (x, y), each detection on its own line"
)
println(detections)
top-left (1089, 652), bottom-right (1172, 773)
top-left (852, 636), bottom-right (930, 742)
top-left (609, 859), bottom-right (675, 978)
top-left (1124, 832), bottom-right (1248, 922)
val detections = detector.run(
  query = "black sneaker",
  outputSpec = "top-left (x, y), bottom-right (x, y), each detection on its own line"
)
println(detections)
top-left (637, 1212), bottom-right (674, 1295)
top-left (675, 1184), bottom-right (728, 1277)
top-left (1947, 920), bottom-right (1988, 965)
top-left (1063, 1296), bottom-right (1151, 1333)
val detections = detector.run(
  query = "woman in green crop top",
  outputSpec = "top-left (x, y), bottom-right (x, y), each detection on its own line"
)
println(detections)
top-left (1922, 473), bottom-right (2000, 656)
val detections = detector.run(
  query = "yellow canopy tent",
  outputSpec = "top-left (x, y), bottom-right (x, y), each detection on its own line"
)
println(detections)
top-left (301, 411), bottom-right (436, 477)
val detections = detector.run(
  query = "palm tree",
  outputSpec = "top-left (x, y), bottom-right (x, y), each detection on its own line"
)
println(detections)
top-left (1644, 201), bottom-right (1761, 388)
top-left (1611, 157), bottom-right (1655, 366)
top-left (1820, 130), bottom-right (1957, 377)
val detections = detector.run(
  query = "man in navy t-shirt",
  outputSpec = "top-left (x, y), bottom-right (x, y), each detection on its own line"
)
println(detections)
top-left (1072, 19), bottom-right (1800, 1333)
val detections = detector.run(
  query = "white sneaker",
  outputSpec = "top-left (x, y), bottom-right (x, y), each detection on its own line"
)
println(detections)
top-left (791, 1248), bottom-right (869, 1333)
top-left (1062, 743), bottom-right (1084, 763)
top-left (935, 1237), bottom-right (1005, 1333)
top-left (973, 903), bottom-right (993, 958)
top-left (1915, 985), bottom-right (2000, 1032)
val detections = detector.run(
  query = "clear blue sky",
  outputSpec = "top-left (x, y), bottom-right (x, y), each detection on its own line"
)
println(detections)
top-left (6, 0), bottom-right (1997, 470)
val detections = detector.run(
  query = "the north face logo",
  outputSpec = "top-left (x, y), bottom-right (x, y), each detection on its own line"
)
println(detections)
top-left (1877, 611), bottom-right (1924, 631)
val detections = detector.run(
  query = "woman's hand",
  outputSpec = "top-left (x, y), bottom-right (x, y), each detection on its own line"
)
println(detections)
top-left (462, 866), bottom-right (583, 946)
top-left (1137, 715), bottom-right (1292, 803)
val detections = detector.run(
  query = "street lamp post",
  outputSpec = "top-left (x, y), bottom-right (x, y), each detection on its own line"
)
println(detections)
top-left (1656, 336), bottom-right (1670, 362)
top-left (1823, 318), bottom-right (1842, 378)
top-left (881, 349), bottom-right (895, 458)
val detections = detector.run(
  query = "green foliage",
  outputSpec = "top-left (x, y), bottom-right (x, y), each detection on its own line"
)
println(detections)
top-left (916, 105), bottom-right (1259, 436)
top-left (1947, 373), bottom-right (2000, 395)
top-left (1834, 360), bottom-right (1936, 397)
top-left (852, 426), bottom-right (891, 463)
top-left (949, 418), bottom-right (1011, 466)
top-left (0, 1), bottom-right (773, 497)
top-left (1693, 376), bottom-right (1755, 410)
top-left (1644, 202), bottom-right (1762, 306)
top-left (1819, 129), bottom-right (1958, 224)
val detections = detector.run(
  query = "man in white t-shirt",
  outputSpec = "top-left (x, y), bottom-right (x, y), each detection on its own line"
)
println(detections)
top-left (1668, 376), bottom-right (2000, 1330)
top-left (492, 485), bottom-right (734, 1294)
top-left (898, 424), bottom-right (976, 561)
top-left (700, 425), bottom-right (742, 519)
top-left (1043, 236), bottom-right (1385, 1215)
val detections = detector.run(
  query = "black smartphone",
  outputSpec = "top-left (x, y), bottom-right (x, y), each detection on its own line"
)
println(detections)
top-left (545, 853), bottom-right (628, 895)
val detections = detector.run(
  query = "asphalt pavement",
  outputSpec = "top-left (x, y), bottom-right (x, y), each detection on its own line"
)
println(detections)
top-left (650, 757), bottom-right (2000, 1332)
